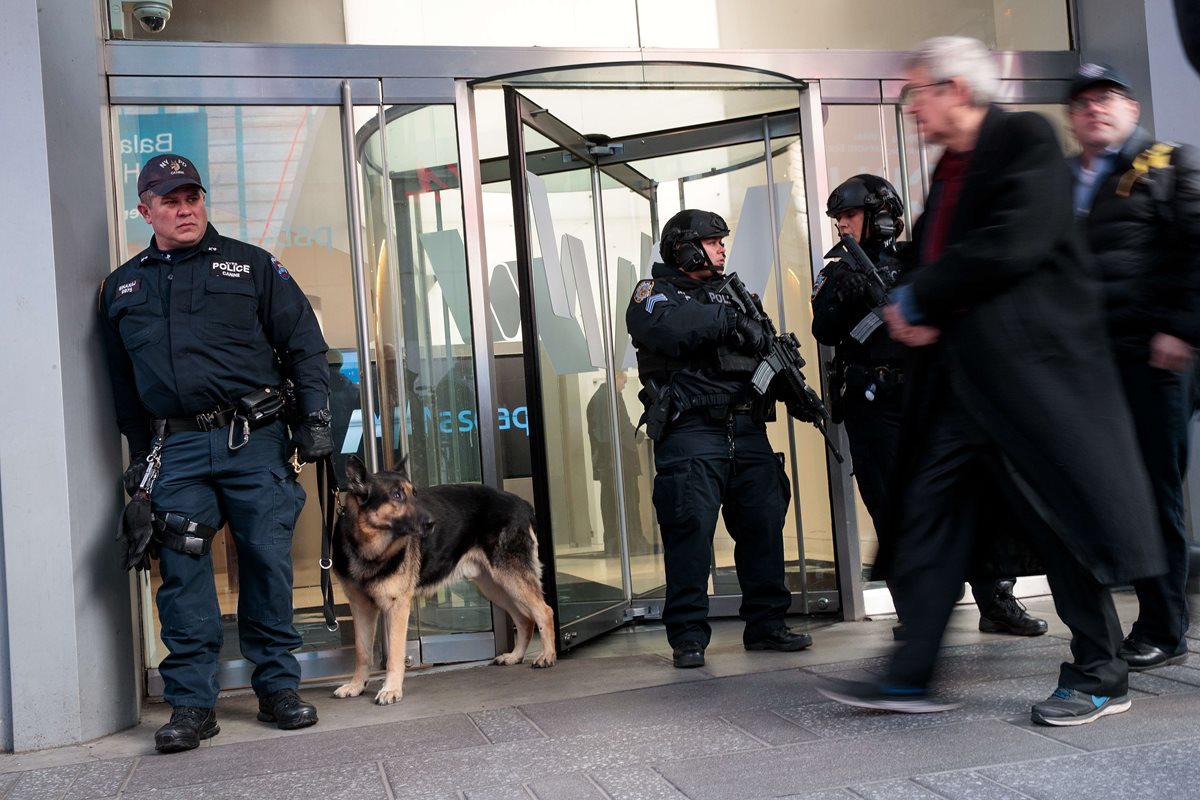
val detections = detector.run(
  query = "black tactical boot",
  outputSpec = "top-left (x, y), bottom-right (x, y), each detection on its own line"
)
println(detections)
top-left (154, 706), bottom-right (219, 753)
top-left (257, 688), bottom-right (319, 730)
top-left (672, 641), bottom-right (705, 668)
top-left (978, 580), bottom-right (1048, 636)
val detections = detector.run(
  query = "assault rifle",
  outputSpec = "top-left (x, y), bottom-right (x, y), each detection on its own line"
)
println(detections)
top-left (829, 234), bottom-right (894, 344)
top-left (716, 272), bottom-right (844, 464)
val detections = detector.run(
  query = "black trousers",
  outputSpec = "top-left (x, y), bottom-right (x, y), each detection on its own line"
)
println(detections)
top-left (598, 470), bottom-right (650, 556)
top-left (886, 393), bottom-right (1127, 696)
top-left (651, 411), bottom-right (792, 648)
top-left (1117, 358), bottom-right (1192, 655)
top-left (843, 392), bottom-right (1005, 609)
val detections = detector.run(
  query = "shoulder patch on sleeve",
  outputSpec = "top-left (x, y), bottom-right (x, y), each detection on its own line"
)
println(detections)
top-left (810, 271), bottom-right (827, 300)
top-left (271, 257), bottom-right (291, 281)
top-left (632, 279), bottom-right (654, 303)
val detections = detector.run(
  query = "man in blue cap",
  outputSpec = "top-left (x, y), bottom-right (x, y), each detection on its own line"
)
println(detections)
top-left (99, 153), bottom-right (334, 752)
top-left (1068, 63), bottom-right (1200, 672)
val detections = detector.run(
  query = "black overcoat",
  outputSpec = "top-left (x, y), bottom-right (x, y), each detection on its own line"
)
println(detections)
top-left (875, 107), bottom-right (1165, 587)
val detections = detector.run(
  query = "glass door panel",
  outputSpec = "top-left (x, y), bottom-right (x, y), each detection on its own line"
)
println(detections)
top-left (594, 180), bottom-right (663, 600)
top-left (354, 103), bottom-right (495, 664)
top-left (113, 103), bottom-right (360, 690)
top-left (504, 88), bottom-right (640, 648)
top-left (640, 125), bottom-right (829, 610)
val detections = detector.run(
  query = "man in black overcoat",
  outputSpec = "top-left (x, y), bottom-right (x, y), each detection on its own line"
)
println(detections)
top-left (819, 36), bottom-right (1166, 728)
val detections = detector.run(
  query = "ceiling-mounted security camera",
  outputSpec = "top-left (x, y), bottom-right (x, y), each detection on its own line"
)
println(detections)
top-left (112, 0), bottom-right (172, 36)
top-left (132, 1), bottom-right (172, 32)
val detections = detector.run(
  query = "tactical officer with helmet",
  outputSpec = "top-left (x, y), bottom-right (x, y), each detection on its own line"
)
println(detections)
top-left (813, 174), bottom-right (1046, 638)
top-left (99, 154), bottom-right (334, 753)
top-left (627, 209), bottom-right (813, 669)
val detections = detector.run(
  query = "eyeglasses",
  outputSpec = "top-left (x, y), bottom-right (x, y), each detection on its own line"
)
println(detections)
top-left (899, 80), bottom-right (951, 106)
top-left (1068, 89), bottom-right (1130, 112)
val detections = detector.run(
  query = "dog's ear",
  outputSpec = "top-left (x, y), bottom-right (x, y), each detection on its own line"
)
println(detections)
top-left (344, 455), bottom-right (370, 498)
top-left (397, 454), bottom-right (410, 478)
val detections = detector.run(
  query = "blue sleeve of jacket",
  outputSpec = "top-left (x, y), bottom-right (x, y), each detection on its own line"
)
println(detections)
top-left (254, 251), bottom-right (330, 414)
top-left (97, 278), bottom-right (153, 454)
top-left (625, 280), bottom-right (731, 357)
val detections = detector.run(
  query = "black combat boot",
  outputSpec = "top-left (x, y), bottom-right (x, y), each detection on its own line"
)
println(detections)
top-left (154, 706), bottom-right (219, 753)
top-left (978, 580), bottom-right (1048, 636)
top-left (257, 688), bottom-right (319, 730)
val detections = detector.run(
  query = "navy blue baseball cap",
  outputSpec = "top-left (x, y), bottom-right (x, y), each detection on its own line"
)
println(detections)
top-left (1068, 63), bottom-right (1134, 99)
top-left (137, 153), bottom-right (206, 196)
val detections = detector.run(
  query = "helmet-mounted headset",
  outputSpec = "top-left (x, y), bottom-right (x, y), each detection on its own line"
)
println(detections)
top-left (660, 209), bottom-right (730, 272)
top-left (826, 174), bottom-right (905, 246)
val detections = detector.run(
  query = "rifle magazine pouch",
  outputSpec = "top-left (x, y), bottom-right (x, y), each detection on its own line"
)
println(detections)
top-left (237, 386), bottom-right (286, 426)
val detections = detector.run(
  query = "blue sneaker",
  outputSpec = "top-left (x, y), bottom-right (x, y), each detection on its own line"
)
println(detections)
top-left (1031, 686), bottom-right (1130, 726)
top-left (818, 677), bottom-right (961, 713)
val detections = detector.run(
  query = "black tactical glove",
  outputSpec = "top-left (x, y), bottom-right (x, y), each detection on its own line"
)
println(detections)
top-left (123, 452), bottom-right (149, 498)
top-left (835, 272), bottom-right (886, 306)
top-left (118, 494), bottom-right (157, 571)
top-left (785, 385), bottom-right (830, 424)
top-left (725, 307), bottom-right (771, 356)
top-left (292, 410), bottom-right (335, 462)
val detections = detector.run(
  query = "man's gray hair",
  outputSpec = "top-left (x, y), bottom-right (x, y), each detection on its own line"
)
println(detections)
top-left (906, 36), bottom-right (999, 106)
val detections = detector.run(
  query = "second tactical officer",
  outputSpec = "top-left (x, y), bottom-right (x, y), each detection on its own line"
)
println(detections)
top-left (99, 154), bottom-right (333, 753)
top-left (627, 209), bottom-right (813, 669)
top-left (812, 174), bottom-right (1046, 637)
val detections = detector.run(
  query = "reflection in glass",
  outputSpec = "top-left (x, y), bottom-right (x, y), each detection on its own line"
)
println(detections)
top-left (356, 104), bottom-right (492, 639)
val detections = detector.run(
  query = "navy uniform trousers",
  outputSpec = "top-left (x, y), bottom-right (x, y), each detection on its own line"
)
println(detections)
top-left (151, 419), bottom-right (306, 708)
top-left (651, 410), bottom-right (792, 649)
top-left (1118, 358), bottom-right (1192, 656)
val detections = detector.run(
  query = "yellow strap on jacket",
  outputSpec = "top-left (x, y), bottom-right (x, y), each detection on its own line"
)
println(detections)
top-left (1115, 142), bottom-right (1176, 197)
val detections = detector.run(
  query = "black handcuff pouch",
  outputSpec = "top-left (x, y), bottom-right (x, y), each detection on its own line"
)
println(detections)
top-left (237, 386), bottom-right (286, 426)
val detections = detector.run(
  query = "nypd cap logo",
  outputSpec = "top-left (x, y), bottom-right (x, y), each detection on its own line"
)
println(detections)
top-left (138, 153), bottom-right (207, 197)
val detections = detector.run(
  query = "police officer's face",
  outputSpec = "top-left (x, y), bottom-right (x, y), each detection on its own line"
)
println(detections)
top-left (138, 185), bottom-right (208, 250)
top-left (1069, 86), bottom-right (1140, 153)
top-left (832, 208), bottom-right (865, 243)
top-left (700, 236), bottom-right (726, 272)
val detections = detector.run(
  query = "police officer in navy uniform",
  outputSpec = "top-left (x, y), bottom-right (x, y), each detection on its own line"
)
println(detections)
top-left (627, 209), bottom-right (813, 669)
top-left (813, 174), bottom-right (1046, 638)
top-left (99, 154), bottom-right (333, 753)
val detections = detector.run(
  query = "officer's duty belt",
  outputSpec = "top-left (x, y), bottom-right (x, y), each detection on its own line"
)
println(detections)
top-left (158, 406), bottom-right (237, 433)
top-left (153, 512), bottom-right (219, 556)
top-left (158, 404), bottom-right (280, 433)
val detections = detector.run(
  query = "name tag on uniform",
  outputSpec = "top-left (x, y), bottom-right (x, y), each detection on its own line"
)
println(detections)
top-left (116, 278), bottom-right (141, 297)
top-left (211, 261), bottom-right (252, 280)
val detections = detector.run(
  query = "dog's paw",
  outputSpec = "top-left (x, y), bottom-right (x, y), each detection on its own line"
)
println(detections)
top-left (374, 687), bottom-right (403, 705)
top-left (532, 654), bottom-right (556, 669)
top-left (333, 683), bottom-right (365, 698)
top-left (491, 651), bottom-right (523, 666)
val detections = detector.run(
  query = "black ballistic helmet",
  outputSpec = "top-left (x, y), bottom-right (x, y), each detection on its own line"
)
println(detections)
top-left (660, 209), bottom-right (730, 272)
top-left (826, 174), bottom-right (905, 246)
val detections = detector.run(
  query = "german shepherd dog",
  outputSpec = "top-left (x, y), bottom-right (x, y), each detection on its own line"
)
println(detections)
top-left (332, 455), bottom-right (556, 704)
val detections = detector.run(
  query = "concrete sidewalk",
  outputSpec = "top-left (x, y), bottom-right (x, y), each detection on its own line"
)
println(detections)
top-left (2, 593), bottom-right (1198, 799)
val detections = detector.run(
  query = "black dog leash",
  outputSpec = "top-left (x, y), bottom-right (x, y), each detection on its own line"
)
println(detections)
top-left (315, 455), bottom-right (340, 631)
